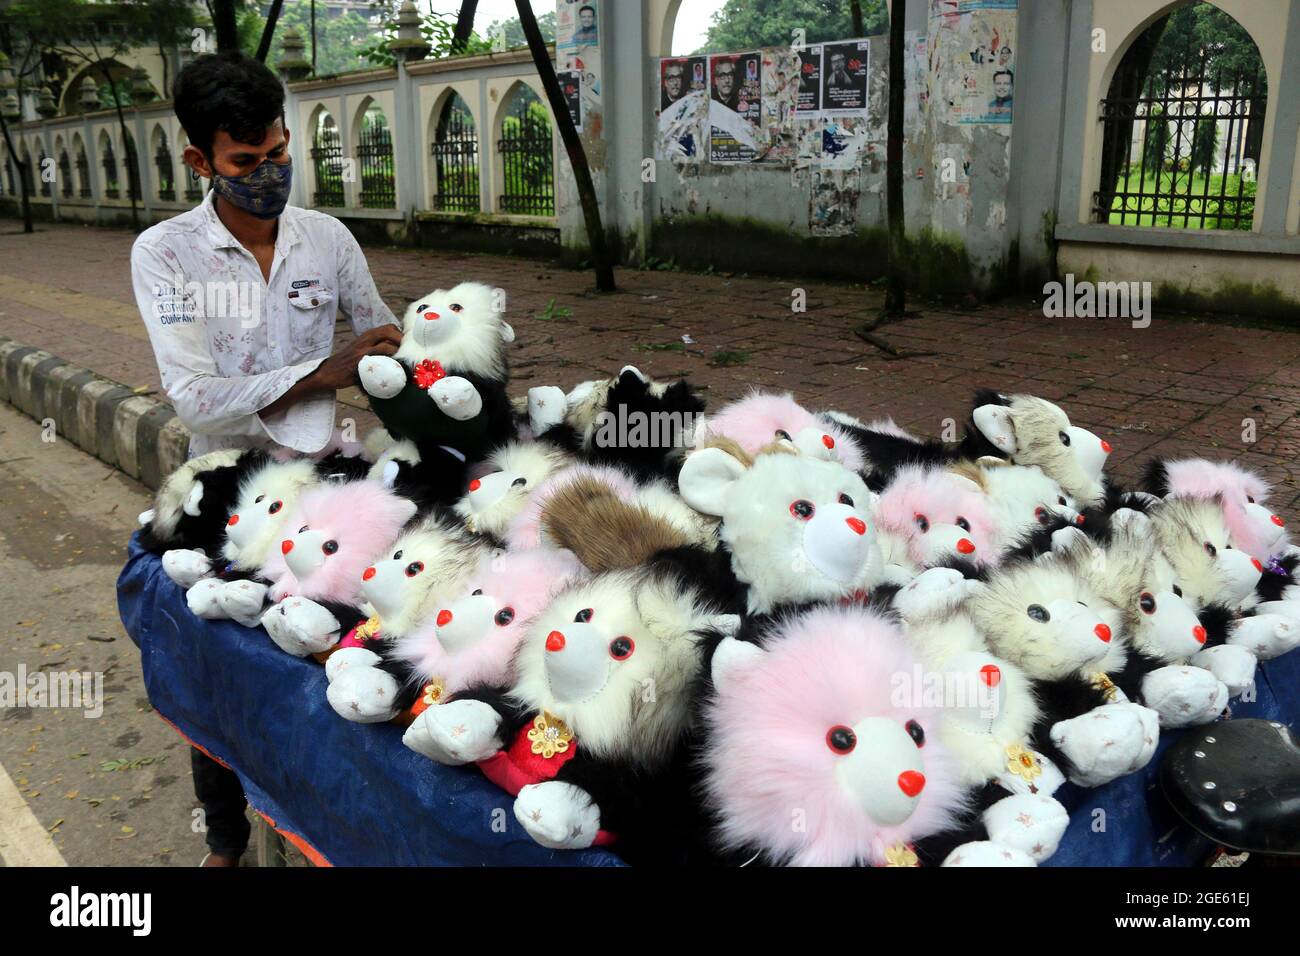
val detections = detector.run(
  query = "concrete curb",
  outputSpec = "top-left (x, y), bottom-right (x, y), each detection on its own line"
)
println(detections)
top-left (0, 335), bottom-right (189, 490)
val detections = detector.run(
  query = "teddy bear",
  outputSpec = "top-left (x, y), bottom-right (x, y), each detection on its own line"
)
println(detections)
top-left (138, 448), bottom-right (262, 562)
top-left (356, 281), bottom-right (516, 463)
top-left (451, 439), bottom-right (575, 543)
top-left (871, 463), bottom-right (998, 575)
top-left (692, 391), bottom-right (864, 471)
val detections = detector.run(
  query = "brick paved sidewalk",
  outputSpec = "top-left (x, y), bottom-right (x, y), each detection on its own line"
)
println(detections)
top-left (3, 219), bottom-right (1299, 510)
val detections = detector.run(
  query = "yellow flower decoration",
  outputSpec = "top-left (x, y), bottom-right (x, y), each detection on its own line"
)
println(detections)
top-left (1091, 672), bottom-right (1119, 702)
top-left (883, 843), bottom-right (919, 867)
top-left (421, 679), bottom-right (445, 707)
top-left (354, 615), bottom-right (382, 642)
top-left (1005, 743), bottom-right (1043, 785)
top-left (527, 711), bottom-right (573, 759)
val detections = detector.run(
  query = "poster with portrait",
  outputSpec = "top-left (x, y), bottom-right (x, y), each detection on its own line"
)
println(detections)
top-left (558, 70), bottom-right (583, 132)
top-left (660, 56), bottom-right (708, 111)
top-left (557, 1), bottom-right (600, 52)
top-left (821, 40), bottom-right (870, 115)
top-left (708, 51), bottom-right (763, 163)
top-left (928, 0), bottom-right (1016, 126)
top-left (797, 45), bottom-right (823, 113)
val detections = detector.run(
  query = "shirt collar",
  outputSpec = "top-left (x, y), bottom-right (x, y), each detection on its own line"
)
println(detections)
top-left (201, 187), bottom-right (303, 255)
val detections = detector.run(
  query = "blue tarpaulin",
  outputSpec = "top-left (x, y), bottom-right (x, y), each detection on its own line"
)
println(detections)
top-left (117, 532), bottom-right (1299, 866)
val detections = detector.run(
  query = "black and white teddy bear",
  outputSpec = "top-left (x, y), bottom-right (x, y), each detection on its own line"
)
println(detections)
top-left (357, 281), bottom-right (516, 464)
top-left (139, 448), bottom-right (262, 561)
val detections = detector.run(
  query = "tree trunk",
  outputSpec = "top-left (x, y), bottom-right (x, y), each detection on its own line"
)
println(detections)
top-left (255, 0), bottom-right (286, 63)
top-left (514, 0), bottom-right (615, 292)
top-left (452, 0), bottom-right (480, 54)
top-left (212, 0), bottom-right (240, 53)
top-left (100, 63), bottom-right (141, 231)
top-left (884, 0), bottom-right (906, 316)
top-left (0, 111), bottom-right (34, 233)
top-left (850, 0), bottom-right (865, 37)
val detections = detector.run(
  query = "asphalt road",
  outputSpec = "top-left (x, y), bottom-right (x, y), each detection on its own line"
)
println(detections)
top-left (0, 401), bottom-right (225, 866)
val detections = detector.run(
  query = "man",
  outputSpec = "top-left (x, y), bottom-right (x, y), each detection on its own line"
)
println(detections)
top-left (130, 51), bottom-right (402, 866)
top-left (828, 51), bottom-right (853, 89)
top-left (712, 57), bottom-right (738, 110)
top-left (989, 70), bottom-right (1014, 111)
top-left (573, 4), bottom-right (598, 45)
top-left (661, 60), bottom-right (686, 109)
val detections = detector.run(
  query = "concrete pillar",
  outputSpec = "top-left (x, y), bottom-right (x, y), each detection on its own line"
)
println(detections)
top-left (1259, 2), bottom-right (1300, 235)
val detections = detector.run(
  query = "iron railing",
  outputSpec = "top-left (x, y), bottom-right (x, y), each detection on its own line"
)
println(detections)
top-left (155, 138), bottom-right (175, 201)
top-left (58, 152), bottom-right (72, 198)
top-left (38, 152), bottom-right (50, 197)
top-left (357, 120), bottom-right (396, 209)
top-left (431, 97), bottom-right (480, 212)
top-left (311, 124), bottom-right (345, 207)
top-left (76, 150), bottom-right (91, 198)
top-left (101, 143), bottom-right (119, 198)
top-left (498, 94), bottom-right (554, 216)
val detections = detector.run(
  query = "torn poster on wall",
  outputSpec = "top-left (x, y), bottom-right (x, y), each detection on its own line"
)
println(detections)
top-left (557, 0), bottom-right (599, 52)
top-left (821, 40), bottom-right (871, 116)
top-left (657, 89), bottom-right (708, 163)
top-left (928, 0), bottom-right (1016, 127)
top-left (660, 56), bottom-right (708, 110)
top-left (709, 51), bottom-right (763, 163)
top-left (558, 70), bottom-right (583, 132)
top-left (759, 47), bottom-right (801, 165)
top-left (797, 45), bottom-right (823, 112)
top-left (810, 168), bottom-right (862, 236)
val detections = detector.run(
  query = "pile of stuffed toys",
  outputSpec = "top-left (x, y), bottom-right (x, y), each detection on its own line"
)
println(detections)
top-left (136, 281), bottom-right (1300, 866)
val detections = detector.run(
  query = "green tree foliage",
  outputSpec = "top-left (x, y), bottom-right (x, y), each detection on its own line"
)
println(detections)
top-left (254, 0), bottom-right (378, 76)
top-left (482, 11), bottom-right (556, 48)
top-left (359, 6), bottom-right (493, 69)
top-left (698, 0), bottom-right (887, 53)
top-left (1146, 2), bottom-right (1265, 96)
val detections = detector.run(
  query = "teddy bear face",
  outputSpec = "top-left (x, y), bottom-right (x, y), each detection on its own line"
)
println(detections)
top-left (394, 281), bottom-right (513, 376)
top-left (970, 556), bottom-right (1116, 681)
top-left (679, 447), bottom-right (879, 613)
top-left (1160, 458), bottom-right (1287, 561)
top-left (874, 465), bottom-right (996, 569)
top-left (509, 568), bottom-right (710, 762)
top-left (1150, 497), bottom-right (1263, 608)
top-left (704, 606), bottom-right (967, 866)
top-left (359, 516), bottom-right (483, 636)
top-left (453, 441), bottom-right (572, 539)
top-left (222, 459), bottom-right (318, 569)
top-left (138, 448), bottom-right (248, 554)
top-left (697, 391), bottom-right (864, 473)
top-left (977, 462), bottom-right (1081, 548)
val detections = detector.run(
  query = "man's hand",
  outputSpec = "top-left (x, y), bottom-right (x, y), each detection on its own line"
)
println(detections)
top-left (311, 324), bottom-right (403, 392)
top-left (262, 324), bottom-right (402, 419)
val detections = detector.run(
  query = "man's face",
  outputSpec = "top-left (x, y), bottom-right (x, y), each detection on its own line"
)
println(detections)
top-left (715, 63), bottom-right (735, 98)
top-left (664, 66), bottom-right (684, 99)
top-left (994, 75), bottom-right (1012, 99)
top-left (184, 117), bottom-right (290, 180)
top-left (579, 9), bottom-right (594, 29)
top-left (999, 46), bottom-right (1011, 65)
top-left (831, 54), bottom-right (846, 74)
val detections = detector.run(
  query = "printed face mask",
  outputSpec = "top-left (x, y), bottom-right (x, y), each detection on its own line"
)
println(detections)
top-left (211, 157), bottom-right (293, 220)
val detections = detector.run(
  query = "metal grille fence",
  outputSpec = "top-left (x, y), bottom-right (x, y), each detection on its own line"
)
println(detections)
top-left (311, 122), bottom-right (345, 207)
top-left (357, 113), bottom-right (396, 209)
top-left (431, 96), bottom-right (480, 212)
top-left (101, 142), bottom-right (119, 198)
top-left (58, 151), bottom-right (72, 198)
top-left (38, 151), bottom-right (50, 197)
top-left (155, 136), bottom-right (175, 201)
top-left (76, 149), bottom-right (91, 198)
top-left (497, 91), bottom-right (554, 216)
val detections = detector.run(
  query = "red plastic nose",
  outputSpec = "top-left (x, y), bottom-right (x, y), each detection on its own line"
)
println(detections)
top-left (979, 663), bottom-right (1001, 687)
top-left (1252, 558), bottom-right (1263, 572)
top-left (1075, 514), bottom-right (1086, 526)
top-left (546, 630), bottom-right (566, 652)
top-left (437, 610), bottom-right (453, 627)
top-left (957, 538), bottom-right (976, 554)
top-left (281, 539), bottom-right (294, 555)
top-left (1095, 623), bottom-right (1112, 643)
top-left (227, 514), bottom-right (239, 526)
top-left (822, 434), bottom-right (835, 449)
top-left (897, 770), bottom-right (926, 797)
top-left (362, 567), bottom-right (376, 581)
top-left (1273, 514), bottom-right (1285, 527)
top-left (846, 516), bottom-right (866, 536)
top-left (1100, 439), bottom-right (1113, 453)
top-left (423, 311), bottom-right (440, 320)
top-left (1193, 625), bottom-right (1207, 644)
top-left (468, 479), bottom-right (481, 492)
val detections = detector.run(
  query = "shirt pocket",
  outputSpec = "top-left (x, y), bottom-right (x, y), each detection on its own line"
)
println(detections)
top-left (286, 287), bottom-right (337, 354)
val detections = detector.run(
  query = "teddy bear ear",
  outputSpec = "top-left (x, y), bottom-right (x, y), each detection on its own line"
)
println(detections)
top-left (710, 637), bottom-right (765, 691)
top-left (183, 481), bottom-right (205, 517)
top-left (947, 473), bottom-right (983, 494)
top-left (678, 446), bottom-right (747, 517)
top-left (973, 403), bottom-right (1018, 455)
top-left (500, 321), bottom-right (516, 344)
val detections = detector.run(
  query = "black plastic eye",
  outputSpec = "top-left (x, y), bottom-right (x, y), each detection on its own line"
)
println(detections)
top-left (839, 493), bottom-right (855, 507)
top-left (575, 608), bottom-right (594, 623)
top-left (790, 500), bottom-right (815, 520)
top-left (322, 540), bottom-right (339, 555)
top-left (416, 303), bottom-right (427, 312)
top-left (1139, 592), bottom-right (1156, 614)
top-left (268, 500), bottom-right (282, 514)
top-left (1204, 541), bottom-right (1217, 558)
top-left (775, 429), bottom-right (792, 441)
top-left (393, 550), bottom-right (403, 560)
top-left (495, 607), bottom-right (515, 626)
top-left (956, 516), bottom-right (971, 532)
top-left (1035, 506), bottom-right (1049, 525)
top-left (914, 513), bottom-right (930, 533)
top-left (1027, 604), bottom-right (1050, 623)
top-left (1172, 584), bottom-right (1183, 597)
top-left (609, 636), bottom-right (634, 660)
top-left (826, 725), bottom-right (856, 754)
top-left (450, 303), bottom-right (463, 312)
top-left (1058, 496), bottom-right (1068, 506)
top-left (1247, 495), bottom-right (1256, 504)
top-left (299, 525), bottom-right (309, 534)
top-left (511, 477), bottom-right (527, 487)
top-left (905, 719), bottom-right (925, 747)
top-left (255, 495), bottom-right (265, 503)
top-left (472, 588), bottom-right (483, 596)
top-left (1059, 431), bottom-right (1071, 446)
top-left (405, 561), bottom-right (424, 577)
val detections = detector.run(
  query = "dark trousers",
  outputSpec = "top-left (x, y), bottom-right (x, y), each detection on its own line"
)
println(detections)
top-left (191, 747), bottom-right (251, 856)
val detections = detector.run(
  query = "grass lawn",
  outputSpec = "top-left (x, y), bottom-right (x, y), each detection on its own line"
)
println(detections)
top-left (1106, 169), bottom-right (1255, 229)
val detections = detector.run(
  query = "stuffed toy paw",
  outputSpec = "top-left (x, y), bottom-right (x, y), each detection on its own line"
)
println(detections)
top-left (1228, 612), bottom-right (1300, 660)
top-left (185, 578), bottom-right (226, 619)
top-left (325, 663), bottom-right (401, 723)
top-left (1141, 665), bottom-right (1228, 728)
top-left (1050, 702), bottom-right (1159, 787)
top-left (216, 579), bottom-right (269, 628)
top-left (1191, 644), bottom-right (1257, 698)
top-left (358, 354), bottom-right (406, 399)
top-left (981, 793), bottom-right (1069, 863)
top-left (942, 841), bottom-right (1036, 867)
top-left (401, 698), bottom-right (501, 765)
top-left (892, 566), bottom-right (977, 622)
top-left (323, 645), bottom-right (383, 681)
top-left (993, 748), bottom-right (1066, 797)
top-left (261, 598), bottom-right (342, 657)
top-left (527, 385), bottom-right (567, 435)
top-left (163, 548), bottom-right (213, 588)
top-left (514, 781), bottom-right (602, 850)
top-left (428, 376), bottom-right (483, 421)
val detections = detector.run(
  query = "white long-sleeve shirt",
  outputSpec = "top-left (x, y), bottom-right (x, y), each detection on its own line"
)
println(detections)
top-left (131, 190), bottom-right (396, 456)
